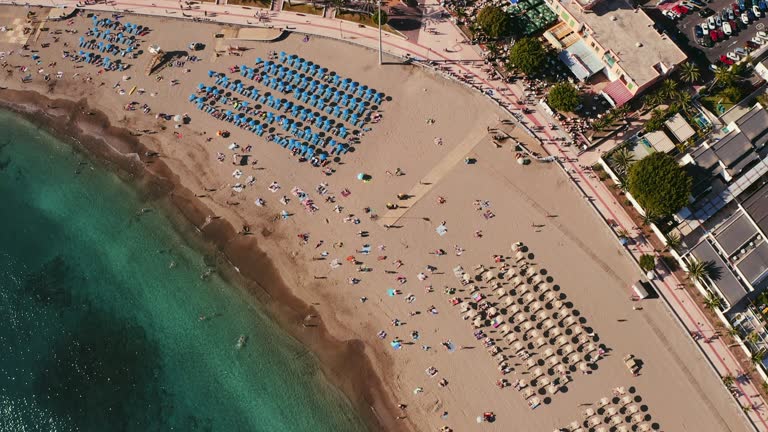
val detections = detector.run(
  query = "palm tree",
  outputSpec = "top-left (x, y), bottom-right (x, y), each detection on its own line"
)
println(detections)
top-left (713, 68), bottom-right (736, 89)
top-left (673, 91), bottom-right (693, 115)
top-left (704, 292), bottom-right (723, 310)
top-left (685, 258), bottom-right (720, 284)
top-left (643, 89), bottom-right (666, 109)
top-left (665, 232), bottom-right (682, 252)
top-left (743, 405), bottom-right (753, 413)
top-left (722, 374), bottom-right (735, 388)
top-left (661, 79), bottom-right (679, 99)
top-left (610, 147), bottom-right (635, 176)
top-left (751, 348), bottom-right (766, 365)
top-left (747, 331), bottom-right (760, 342)
top-left (641, 211), bottom-right (657, 227)
top-left (678, 62), bottom-right (701, 83)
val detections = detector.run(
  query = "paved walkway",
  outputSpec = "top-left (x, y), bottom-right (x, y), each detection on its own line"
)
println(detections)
top-left (11, 0), bottom-right (768, 428)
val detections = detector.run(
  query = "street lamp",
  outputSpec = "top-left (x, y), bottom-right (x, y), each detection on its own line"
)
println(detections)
top-left (378, 0), bottom-right (382, 65)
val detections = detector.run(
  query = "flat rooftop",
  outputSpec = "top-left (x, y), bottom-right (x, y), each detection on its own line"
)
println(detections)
top-left (557, 0), bottom-right (687, 88)
top-left (690, 240), bottom-right (748, 306)
top-left (714, 212), bottom-right (757, 256)
top-left (740, 181), bottom-right (768, 236)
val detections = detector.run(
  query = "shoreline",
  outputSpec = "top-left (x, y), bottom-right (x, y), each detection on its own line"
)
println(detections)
top-left (0, 87), bottom-right (406, 432)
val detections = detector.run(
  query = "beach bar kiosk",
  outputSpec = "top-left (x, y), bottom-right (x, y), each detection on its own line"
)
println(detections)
top-left (631, 280), bottom-right (649, 300)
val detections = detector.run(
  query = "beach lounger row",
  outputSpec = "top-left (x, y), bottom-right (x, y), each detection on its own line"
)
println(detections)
top-left (196, 81), bottom-right (357, 137)
top-left (79, 37), bottom-right (135, 59)
top-left (209, 71), bottom-right (368, 129)
top-left (189, 92), bottom-right (347, 165)
top-left (253, 61), bottom-right (384, 106)
top-left (84, 28), bottom-right (139, 50)
top-left (71, 50), bottom-right (127, 71)
top-left (91, 15), bottom-right (149, 36)
top-left (274, 52), bottom-right (385, 102)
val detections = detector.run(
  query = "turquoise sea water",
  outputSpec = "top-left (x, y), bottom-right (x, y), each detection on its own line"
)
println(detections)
top-left (0, 110), bottom-right (367, 432)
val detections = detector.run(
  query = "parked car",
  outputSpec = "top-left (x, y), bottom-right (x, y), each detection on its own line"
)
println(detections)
top-left (692, 0), bottom-right (706, 6)
top-left (694, 24), bottom-right (705, 38)
top-left (735, 47), bottom-right (748, 56)
top-left (710, 29), bottom-right (719, 41)
top-left (709, 16), bottom-right (718, 27)
top-left (727, 8), bottom-right (736, 19)
top-left (739, 0), bottom-right (747, 11)
top-left (663, 9), bottom-right (678, 19)
top-left (727, 51), bottom-right (741, 61)
top-left (716, 15), bottom-right (723, 25)
top-left (720, 54), bottom-right (735, 65)
top-left (748, 9), bottom-right (756, 20)
top-left (729, 19), bottom-right (739, 32)
top-left (723, 21), bottom-right (733, 35)
top-left (753, 5), bottom-right (762, 16)
top-left (733, 2), bottom-right (741, 12)
top-left (718, 28), bottom-right (726, 39)
top-left (751, 36), bottom-right (765, 44)
top-left (700, 7), bottom-right (715, 16)
top-left (758, 30), bottom-right (768, 37)
top-left (742, 11), bottom-right (751, 23)
top-left (746, 39), bottom-right (760, 49)
top-left (760, 0), bottom-right (767, 11)
top-left (683, 1), bottom-right (700, 9)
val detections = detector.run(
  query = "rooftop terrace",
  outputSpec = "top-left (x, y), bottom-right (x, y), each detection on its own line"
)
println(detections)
top-left (551, 0), bottom-right (687, 88)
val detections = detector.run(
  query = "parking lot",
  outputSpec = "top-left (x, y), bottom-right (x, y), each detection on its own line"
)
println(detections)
top-left (659, 0), bottom-right (768, 64)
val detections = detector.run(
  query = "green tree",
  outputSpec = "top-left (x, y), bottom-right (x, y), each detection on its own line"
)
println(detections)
top-left (685, 258), bottom-right (720, 284)
top-left (643, 108), bottom-right (671, 133)
top-left (752, 348), bottom-right (766, 365)
top-left (610, 147), bottom-right (635, 176)
top-left (476, 6), bottom-right (512, 39)
top-left (713, 67), bottom-right (736, 88)
top-left (722, 85), bottom-right (745, 102)
top-left (665, 232), bottom-right (682, 252)
top-left (678, 62), bottom-right (701, 83)
top-left (508, 37), bottom-right (547, 76)
top-left (704, 292), bottom-right (723, 310)
top-left (547, 82), bottom-right (581, 112)
top-left (642, 91), bottom-right (664, 110)
top-left (371, 9), bottom-right (388, 25)
top-left (627, 153), bottom-right (692, 217)
top-left (722, 374), bottom-right (735, 388)
top-left (639, 254), bottom-right (656, 272)
top-left (672, 91), bottom-right (693, 115)
top-left (661, 79), bottom-right (679, 99)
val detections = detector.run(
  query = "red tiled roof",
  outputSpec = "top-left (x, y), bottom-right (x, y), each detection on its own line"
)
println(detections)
top-left (601, 79), bottom-right (633, 107)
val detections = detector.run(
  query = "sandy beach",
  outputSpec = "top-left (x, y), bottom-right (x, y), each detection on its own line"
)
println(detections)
top-left (0, 6), bottom-right (755, 431)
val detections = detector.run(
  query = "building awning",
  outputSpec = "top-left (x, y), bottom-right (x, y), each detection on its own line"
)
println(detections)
top-left (601, 79), bottom-right (633, 107)
top-left (557, 40), bottom-right (604, 82)
top-left (665, 113), bottom-right (696, 143)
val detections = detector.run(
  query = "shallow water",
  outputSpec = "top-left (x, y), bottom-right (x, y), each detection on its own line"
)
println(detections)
top-left (0, 110), bottom-right (367, 432)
